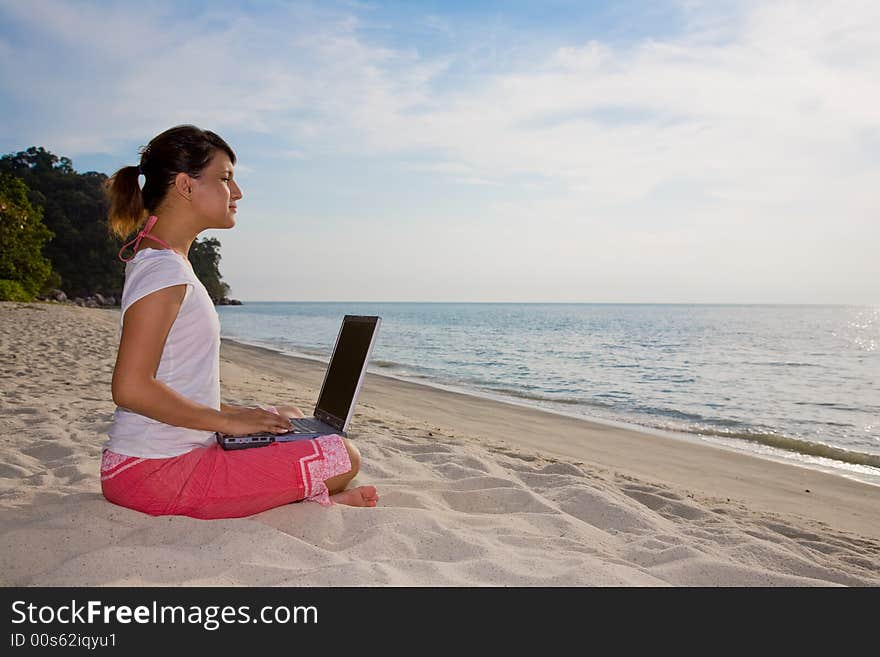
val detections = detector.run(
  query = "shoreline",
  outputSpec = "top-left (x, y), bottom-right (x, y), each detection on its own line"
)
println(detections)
top-left (221, 337), bottom-right (880, 541)
top-left (221, 335), bottom-right (880, 488)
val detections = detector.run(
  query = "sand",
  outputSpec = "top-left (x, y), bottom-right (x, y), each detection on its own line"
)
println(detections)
top-left (1, 301), bottom-right (878, 586)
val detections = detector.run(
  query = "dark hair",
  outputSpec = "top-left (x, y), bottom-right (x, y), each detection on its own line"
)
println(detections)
top-left (105, 124), bottom-right (236, 239)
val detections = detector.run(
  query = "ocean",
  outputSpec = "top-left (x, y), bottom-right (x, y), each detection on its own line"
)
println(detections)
top-left (217, 303), bottom-right (880, 483)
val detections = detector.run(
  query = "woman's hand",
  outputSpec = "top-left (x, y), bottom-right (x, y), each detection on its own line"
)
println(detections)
top-left (219, 406), bottom-right (292, 436)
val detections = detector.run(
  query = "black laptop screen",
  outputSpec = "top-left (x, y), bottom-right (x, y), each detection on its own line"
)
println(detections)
top-left (315, 317), bottom-right (378, 424)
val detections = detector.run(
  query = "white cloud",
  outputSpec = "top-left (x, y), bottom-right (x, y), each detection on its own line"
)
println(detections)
top-left (1, 0), bottom-right (878, 302)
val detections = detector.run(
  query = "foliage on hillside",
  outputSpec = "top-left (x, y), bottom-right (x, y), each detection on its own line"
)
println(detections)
top-left (0, 147), bottom-right (236, 304)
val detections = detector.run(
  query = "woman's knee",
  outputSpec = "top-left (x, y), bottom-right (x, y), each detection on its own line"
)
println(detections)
top-left (271, 403), bottom-right (305, 419)
top-left (324, 438), bottom-right (360, 494)
top-left (342, 438), bottom-right (360, 476)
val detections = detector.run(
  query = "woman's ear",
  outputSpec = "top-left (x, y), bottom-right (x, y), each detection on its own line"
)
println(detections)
top-left (173, 172), bottom-right (193, 199)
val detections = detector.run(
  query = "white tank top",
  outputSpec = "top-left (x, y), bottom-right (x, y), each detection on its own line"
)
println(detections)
top-left (104, 248), bottom-right (221, 458)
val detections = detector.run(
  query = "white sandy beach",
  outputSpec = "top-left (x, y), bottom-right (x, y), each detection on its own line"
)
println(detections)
top-left (1, 301), bottom-right (878, 586)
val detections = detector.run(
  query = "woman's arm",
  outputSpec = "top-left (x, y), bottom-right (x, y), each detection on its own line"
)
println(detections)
top-left (112, 285), bottom-right (288, 435)
top-left (112, 285), bottom-right (228, 432)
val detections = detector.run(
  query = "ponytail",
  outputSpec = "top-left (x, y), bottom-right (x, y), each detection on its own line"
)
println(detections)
top-left (106, 165), bottom-right (145, 239)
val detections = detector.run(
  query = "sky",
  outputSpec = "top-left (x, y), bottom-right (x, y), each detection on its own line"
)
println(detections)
top-left (0, 0), bottom-right (878, 304)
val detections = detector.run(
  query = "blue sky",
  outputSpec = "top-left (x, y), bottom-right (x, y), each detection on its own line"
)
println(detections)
top-left (1, 0), bottom-right (878, 303)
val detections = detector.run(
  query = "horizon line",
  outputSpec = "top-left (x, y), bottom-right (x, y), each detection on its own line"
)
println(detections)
top-left (222, 300), bottom-right (877, 307)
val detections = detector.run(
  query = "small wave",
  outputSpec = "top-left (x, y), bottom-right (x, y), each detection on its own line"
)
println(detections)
top-left (484, 386), bottom-right (601, 407)
top-left (794, 401), bottom-right (865, 411)
top-left (631, 406), bottom-right (710, 423)
top-left (371, 360), bottom-right (399, 369)
top-left (689, 427), bottom-right (880, 469)
top-left (594, 391), bottom-right (632, 399)
top-left (638, 374), bottom-right (696, 383)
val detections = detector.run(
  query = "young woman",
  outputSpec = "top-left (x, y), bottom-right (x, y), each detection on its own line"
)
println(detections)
top-left (101, 125), bottom-right (378, 519)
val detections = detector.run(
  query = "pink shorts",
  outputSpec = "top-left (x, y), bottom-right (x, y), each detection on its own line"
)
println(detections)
top-left (101, 434), bottom-right (352, 520)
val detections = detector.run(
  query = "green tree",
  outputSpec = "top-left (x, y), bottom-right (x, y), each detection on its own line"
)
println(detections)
top-left (0, 147), bottom-right (121, 298)
top-left (190, 236), bottom-right (231, 303)
top-left (0, 173), bottom-right (56, 300)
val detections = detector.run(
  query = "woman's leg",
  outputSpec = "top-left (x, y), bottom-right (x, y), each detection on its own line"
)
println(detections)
top-left (267, 404), bottom-right (379, 508)
top-left (268, 403), bottom-right (305, 419)
top-left (324, 438), bottom-right (379, 507)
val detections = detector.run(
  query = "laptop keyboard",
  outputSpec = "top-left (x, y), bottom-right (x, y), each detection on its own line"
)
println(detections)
top-left (289, 418), bottom-right (324, 432)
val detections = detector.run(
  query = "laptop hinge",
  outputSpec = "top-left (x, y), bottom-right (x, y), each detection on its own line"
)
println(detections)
top-left (315, 409), bottom-right (344, 431)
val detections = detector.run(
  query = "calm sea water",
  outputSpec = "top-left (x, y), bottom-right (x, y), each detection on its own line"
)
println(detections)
top-left (217, 303), bottom-right (880, 479)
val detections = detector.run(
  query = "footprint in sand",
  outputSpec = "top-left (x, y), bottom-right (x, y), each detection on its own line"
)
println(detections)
top-left (447, 475), bottom-right (517, 492)
top-left (371, 488), bottom-right (433, 509)
top-left (441, 487), bottom-right (556, 515)
top-left (0, 463), bottom-right (29, 478)
top-left (552, 485), bottom-right (667, 535)
top-left (513, 460), bottom-right (587, 484)
top-left (434, 462), bottom-right (487, 480)
top-left (396, 443), bottom-right (454, 455)
top-left (623, 542), bottom-right (705, 568)
top-left (516, 471), bottom-right (585, 492)
top-left (9, 407), bottom-right (40, 415)
top-left (621, 488), bottom-right (710, 522)
top-left (489, 447), bottom-right (539, 463)
top-left (539, 462), bottom-right (586, 477)
top-left (410, 451), bottom-right (491, 474)
top-left (52, 465), bottom-right (91, 484)
top-left (22, 443), bottom-right (75, 462)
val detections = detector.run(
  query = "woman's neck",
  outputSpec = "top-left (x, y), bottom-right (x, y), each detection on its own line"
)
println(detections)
top-left (135, 211), bottom-right (197, 258)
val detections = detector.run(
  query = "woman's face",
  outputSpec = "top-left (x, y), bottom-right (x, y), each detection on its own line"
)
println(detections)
top-left (191, 151), bottom-right (242, 229)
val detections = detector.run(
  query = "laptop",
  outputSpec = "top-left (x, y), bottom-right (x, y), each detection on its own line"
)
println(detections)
top-left (216, 315), bottom-right (381, 450)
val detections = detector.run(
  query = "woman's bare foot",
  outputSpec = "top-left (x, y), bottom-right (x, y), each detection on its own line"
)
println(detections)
top-left (331, 485), bottom-right (379, 507)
